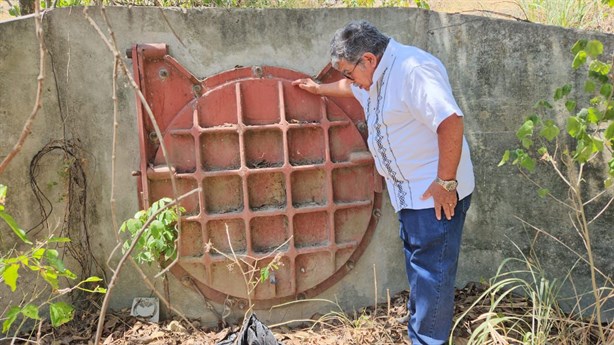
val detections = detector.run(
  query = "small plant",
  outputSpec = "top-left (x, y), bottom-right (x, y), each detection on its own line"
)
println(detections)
top-left (0, 184), bottom-right (106, 339)
top-left (119, 197), bottom-right (185, 267)
top-left (498, 36), bottom-right (613, 344)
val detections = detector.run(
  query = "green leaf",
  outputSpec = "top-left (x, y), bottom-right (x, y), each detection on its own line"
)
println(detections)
top-left (565, 100), bottom-right (577, 112)
top-left (42, 270), bottom-right (59, 290)
top-left (554, 84), bottom-right (572, 100)
top-left (521, 138), bottom-right (533, 149)
top-left (592, 137), bottom-right (604, 153)
top-left (83, 276), bottom-right (103, 283)
top-left (537, 188), bottom-right (549, 198)
top-left (48, 237), bottom-right (71, 243)
top-left (538, 147), bottom-right (548, 155)
top-left (605, 177), bottom-right (613, 189)
top-left (32, 248), bottom-right (46, 260)
top-left (21, 304), bottom-right (40, 320)
top-left (260, 267), bottom-right (270, 283)
top-left (49, 302), bottom-right (74, 328)
top-left (572, 51), bottom-right (587, 69)
top-left (520, 155), bottom-right (536, 171)
top-left (44, 249), bottom-right (66, 273)
top-left (605, 122), bottom-right (614, 141)
top-left (590, 60), bottom-right (611, 76)
top-left (2, 306), bottom-right (21, 333)
top-left (498, 150), bottom-right (510, 167)
top-left (2, 264), bottom-right (19, 292)
top-left (0, 210), bottom-right (32, 244)
top-left (149, 220), bottom-right (164, 238)
top-left (585, 40), bottom-right (603, 57)
top-left (539, 120), bottom-right (560, 141)
top-left (567, 116), bottom-right (583, 137)
top-left (516, 119), bottom-right (535, 140)
top-left (584, 80), bottom-right (596, 93)
top-left (605, 106), bottom-right (614, 120)
top-left (600, 83), bottom-right (612, 98)
top-left (571, 39), bottom-right (587, 54)
top-left (0, 184), bottom-right (6, 201)
top-left (587, 107), bottom-right (602, 123)
top-left (534, 100), bottom-right (553, 109)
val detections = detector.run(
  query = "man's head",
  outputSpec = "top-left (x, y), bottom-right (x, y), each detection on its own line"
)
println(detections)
top-left (329, 20), bottom-right (390, 90)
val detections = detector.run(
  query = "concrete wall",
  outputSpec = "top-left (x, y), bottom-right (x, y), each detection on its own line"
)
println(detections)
top-left (1, 7), bottom-right (613, 324)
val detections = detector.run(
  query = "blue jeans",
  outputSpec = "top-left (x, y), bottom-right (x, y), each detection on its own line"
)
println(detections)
top-left (398, 194), bottom-right (471, 345)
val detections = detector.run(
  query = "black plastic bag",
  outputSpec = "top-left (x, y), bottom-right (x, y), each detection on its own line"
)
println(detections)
top-left (216, 313), bottom-right (282, 345)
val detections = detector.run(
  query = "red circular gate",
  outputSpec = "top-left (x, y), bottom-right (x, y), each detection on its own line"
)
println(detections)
top-left (131, 45), bottom-right (381, 309)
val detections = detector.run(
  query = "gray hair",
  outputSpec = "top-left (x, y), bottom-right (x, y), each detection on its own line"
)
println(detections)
top-left (329, 20), bottom-right (390, 68)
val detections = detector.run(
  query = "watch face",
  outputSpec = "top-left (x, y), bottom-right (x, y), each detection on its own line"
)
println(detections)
top-left (437, 178), bottom-right (457, 191)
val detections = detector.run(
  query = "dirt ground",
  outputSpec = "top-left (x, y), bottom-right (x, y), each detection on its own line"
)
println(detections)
top-left (7, 282), bottom-right (509, 344)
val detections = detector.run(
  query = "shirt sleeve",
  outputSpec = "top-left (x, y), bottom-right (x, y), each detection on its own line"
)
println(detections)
top-left (402, 63), bottom-right (464, 132)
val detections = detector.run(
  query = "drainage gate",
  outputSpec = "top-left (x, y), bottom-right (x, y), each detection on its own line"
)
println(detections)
top-left (130, 44), bottom-right (382, 309)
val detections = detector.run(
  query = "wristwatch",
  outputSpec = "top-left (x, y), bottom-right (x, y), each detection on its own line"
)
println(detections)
top-left (435, 177), bottom-right (458, 192)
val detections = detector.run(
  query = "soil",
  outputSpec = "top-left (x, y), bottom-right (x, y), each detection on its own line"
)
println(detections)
top-left (8, 283), bottom-right (497, 344)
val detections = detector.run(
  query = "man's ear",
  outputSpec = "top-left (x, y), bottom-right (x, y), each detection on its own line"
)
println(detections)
top-left (362, 52), bottom-right (378, 68)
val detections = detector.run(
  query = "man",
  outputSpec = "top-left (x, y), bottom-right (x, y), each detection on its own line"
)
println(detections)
top-left (292, 21), bottom-right (474, 345)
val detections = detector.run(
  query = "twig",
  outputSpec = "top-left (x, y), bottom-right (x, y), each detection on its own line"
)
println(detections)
top-left (94, 188), bottom-right (200, 345)
top-left (513, 215), bottom-right (612, 284)
top-left (518, 168), bottom-right (575, 210)
top-left (0, 338), bottom-right (37, 344)
top-left (110, 57), bottom-right (120, 240)
top-left (154, 254), bottom-right (179, 279)
top-left (373, 264), bottom-right (377, 317)
top-left (0, 0), bottom-right (46, 175)
top-left (583, 185), bottom-right (614, 206)
top-left (454, 9), bottom-right (530, 22)
top-left (587, 195), bottom-right (614, 225)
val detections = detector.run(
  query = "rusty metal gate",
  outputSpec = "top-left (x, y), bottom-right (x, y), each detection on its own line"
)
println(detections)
top-left (129, 43), bottom-right (382, 309)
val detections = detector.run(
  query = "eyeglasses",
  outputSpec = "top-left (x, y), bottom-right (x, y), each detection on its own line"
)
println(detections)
top-left (342, 59), bottom-right (361, 81)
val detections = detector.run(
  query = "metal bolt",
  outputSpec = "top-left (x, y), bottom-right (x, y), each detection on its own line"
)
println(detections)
top-left (252, 66), bottom-right (263, 78)
top-left (373, 208), bottom-right (382, 218)
top-left (346, 260), bottom-right (355, 270)
top-left (159, 68), bottom-right (169, 80)
top-left (149, 131), bottom-right (159, 144)
top-left (300, 267), bottom-right (306, 273)
top-left (297, 293), bottom-right (307, 300)
top-left (131, 170), bottom-right (141, 177)
top-left (357, 121), bottom-right (367, 132)
top-left (192, 84), bottom-right (202, 97)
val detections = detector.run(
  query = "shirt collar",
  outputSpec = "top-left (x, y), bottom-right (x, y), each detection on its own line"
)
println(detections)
top-left (371, 38), bottom-right (397, 85)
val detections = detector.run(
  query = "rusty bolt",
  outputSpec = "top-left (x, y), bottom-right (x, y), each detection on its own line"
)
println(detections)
top-left (252, 66), bottom-right (263, 78)
top-left (159, 68), bottom-right (169, 80)
top-left (192, 84), bottom-right (202, 97)
top-left (149, 131), bottom-right (159, 145)
top-left (373, 208), bottom-right (382, 218)
top-left (346, 260), bottom-right (355, 270)
top-left (357, 121), bottom-right (367, 132)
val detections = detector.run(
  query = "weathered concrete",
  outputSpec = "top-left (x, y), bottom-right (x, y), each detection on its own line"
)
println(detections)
top-left (1, 7), bottom-right (613, 324)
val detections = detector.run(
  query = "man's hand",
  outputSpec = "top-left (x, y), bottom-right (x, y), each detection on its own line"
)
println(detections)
top-left (421, 182), bottom-right (457, 221)
top-left (292, 78), bottom-right (320, 95)
top-left (292, 78), bottom-right (354, 98)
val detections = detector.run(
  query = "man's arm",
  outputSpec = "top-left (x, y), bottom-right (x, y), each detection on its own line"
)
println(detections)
top-left (421, 113), bottom-right (464, 221)
top-left (291, 78), bottom-right (354, 98)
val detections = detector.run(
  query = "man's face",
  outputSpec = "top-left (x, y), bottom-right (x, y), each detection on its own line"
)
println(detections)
top-left (338, 53), bottom-right (377, 91)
